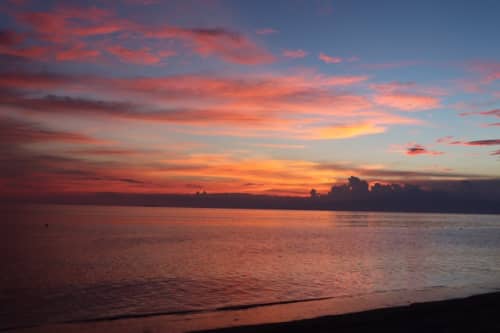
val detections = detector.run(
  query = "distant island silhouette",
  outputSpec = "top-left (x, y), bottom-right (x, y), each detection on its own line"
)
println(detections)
top-left (27, 176), bottom-right (500, 214)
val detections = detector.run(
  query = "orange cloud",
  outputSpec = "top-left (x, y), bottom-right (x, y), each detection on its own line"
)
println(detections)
top-left (248, 143), bottom-right (305, 149)
top-left (313, 123), bottom-right (386, 140)
top-left (1, 135), bottom-right (488, 198)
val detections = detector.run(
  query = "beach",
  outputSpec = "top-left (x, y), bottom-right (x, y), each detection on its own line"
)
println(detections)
top-left (4, 287), bottom-right (498, 333)
top-left (199, 291), bottom-right (500, 333)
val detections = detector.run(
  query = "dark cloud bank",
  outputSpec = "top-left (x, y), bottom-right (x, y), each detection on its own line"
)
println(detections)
top-left (15, 176), bottom-right (500, 215)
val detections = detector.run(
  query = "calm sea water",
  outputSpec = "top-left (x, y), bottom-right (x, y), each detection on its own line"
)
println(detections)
top-left (1, 205), bottom-right (500, 330)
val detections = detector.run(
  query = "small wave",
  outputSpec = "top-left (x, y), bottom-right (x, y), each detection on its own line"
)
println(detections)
top-left (63, 295), bottom-right (336, 325)
top-left (0, 287), bottom-right (481, 331)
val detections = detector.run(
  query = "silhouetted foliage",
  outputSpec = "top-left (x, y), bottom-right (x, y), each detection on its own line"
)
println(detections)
top-left (22, 176), bottom-right (500, 214)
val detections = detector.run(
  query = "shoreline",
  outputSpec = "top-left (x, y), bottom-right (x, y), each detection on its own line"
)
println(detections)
top-left (9, 202), bottom-right (500, 216)
top-left (196, 291), bottom-right (500, 333)
top-left (8, 287), bottom-right (500, 333)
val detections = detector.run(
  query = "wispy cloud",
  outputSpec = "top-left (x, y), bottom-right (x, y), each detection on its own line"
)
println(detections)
top-left (405, 144), bottom-right (444, 156)
top-left (359, 61), bottom-right (420, 70)
top-left (0, 116), bottom-right (103, 144)
top-left (313, 123), bottom-right (386, 140)
top-left (438, 136), bottom-right (500, 146)
top-left (371, 82), bottom-right (442, 111)
top-left (0, 70), bottom-right (418, 141)
top-left (56, 42), bottom-right (100, 61)
top-left (256, 28), bottom-right (278, 35)
top-left (319, 52), bottom-right (342, 64)
top-left (106, 45), bottom-right (175, 65)
top-left (9, 4), bottom-right (274, 65)
top-left (248, 143), bottom-right (305, 149)
top-left (390, 143), bottom-right (444, 156)
top-left (145, 26), bottom-right (274, 64)
top-left (282, 49), bottom-right (308, 58)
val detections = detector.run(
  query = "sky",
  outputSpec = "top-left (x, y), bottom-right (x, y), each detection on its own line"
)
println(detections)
top-left (0, 0), bottom-right (499, 198)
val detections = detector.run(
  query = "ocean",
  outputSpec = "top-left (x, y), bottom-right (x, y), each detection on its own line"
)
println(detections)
top-left (1, 204), bottom-right (500, 331)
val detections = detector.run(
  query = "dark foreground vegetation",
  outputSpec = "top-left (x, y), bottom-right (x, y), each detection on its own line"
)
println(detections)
top-left (33, 176), bottom-right (500, 214)
top-left (196, 292), bottom-right (500, 333)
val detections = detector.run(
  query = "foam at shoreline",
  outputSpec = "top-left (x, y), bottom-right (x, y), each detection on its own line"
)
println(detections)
top-left (6, 285), bottom-right (499, 333)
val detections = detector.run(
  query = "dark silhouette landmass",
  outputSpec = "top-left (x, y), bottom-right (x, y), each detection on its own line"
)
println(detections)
top-left (24, 176), bottom-right (500, 214)
top-left (195, 292), bottom-right (500, 333)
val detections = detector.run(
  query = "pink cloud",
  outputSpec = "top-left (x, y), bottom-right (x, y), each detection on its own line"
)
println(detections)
top-left (0, 71), bottom-right (367, 96)
top-left (437, 136), bottom-right (500, 146)
top-left (460, 108), bottom-right (500, 118)
top-left (56, 43), bottom-right (100, 61)
top-left (0, 116), bottom-right (102, 144)
top-left (17, 6), bottom-right (118, 43)
top-left (405, 144), bottom-right (444, 156)
top-left (7, 0), bottom-right (28, 5)
top-left (319, 52), bottom-right (342, 64)
top-left (468, 61), bottom-right (500, 84)
top-left (0, 30), bottom-right (24, 46)
top-left (463, 139), bottom-right (500, 146)
top-left (125, 0), bottom-right (160, 4)
top-left (66, 148), bottom-right (143, 156)
top-left (359, 61), bottom-right (420, 70)
top-left (459, 109), bottom-right (500, 127)
top-left (0, 70), bottom-right (420, 141)
top-left (146, 26), bottom-right (274, 65)
top-left (14, 5), bottom-right (273, 65)
top-left (0, 53), bottom-right (415, 148)
top-left (282, 49), bottom-right (308, 58)
top-left (372, 82), bottom-right (442, 111)
top-left (317, 0), bottom-right (334, 16)
top-left (106, 45), bottom-right (174, 65)
top-left (0, 45), bottom-right (48, 59)
top-left (256, 28), bottom-right (278, 35)
top-left (460, 61), bottom-right (500, 92)
top-left (374, 93), bottom-right (440, 111)
top-left (436, 136), bottom-right (455, 144)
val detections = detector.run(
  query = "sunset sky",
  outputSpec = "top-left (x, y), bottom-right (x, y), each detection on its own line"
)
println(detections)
top-left (1, 0), bottom-right (499, 198)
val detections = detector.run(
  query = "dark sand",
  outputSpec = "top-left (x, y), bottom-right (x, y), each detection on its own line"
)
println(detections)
top-left (196, 292), bottom-right (500, 333)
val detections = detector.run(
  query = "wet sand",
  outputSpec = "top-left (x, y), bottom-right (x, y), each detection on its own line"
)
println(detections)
top-left (197, 291), bottom-right (500, 333)
top-left (7, 288), bottom-right (500, 333)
